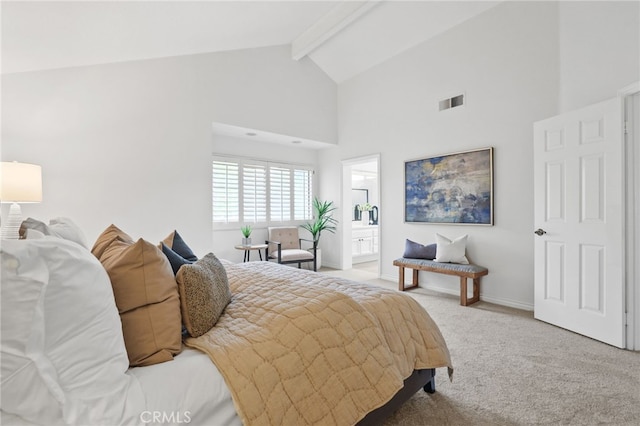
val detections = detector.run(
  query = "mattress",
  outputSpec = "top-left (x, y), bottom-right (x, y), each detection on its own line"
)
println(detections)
top-left (127, 346), bottom-right (241, 426)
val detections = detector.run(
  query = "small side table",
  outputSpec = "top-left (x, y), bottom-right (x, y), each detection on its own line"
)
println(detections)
top-left (234, 244), bottom-right (268, 262)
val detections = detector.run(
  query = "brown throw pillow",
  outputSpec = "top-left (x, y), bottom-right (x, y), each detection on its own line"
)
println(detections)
top-left (176, 253), bottom-right (231, 338)
top-left (100, 238), bottom-right (182, 366)
top-left (91, 224), bottom-right (134, 259)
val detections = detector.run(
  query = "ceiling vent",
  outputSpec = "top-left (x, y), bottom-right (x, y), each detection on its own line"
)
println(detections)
top-left (439, 94), bottom-right (464, 111)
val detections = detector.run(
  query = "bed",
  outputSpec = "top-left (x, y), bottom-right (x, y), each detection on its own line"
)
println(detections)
top-left (1, 220), bottom-right (453, 426)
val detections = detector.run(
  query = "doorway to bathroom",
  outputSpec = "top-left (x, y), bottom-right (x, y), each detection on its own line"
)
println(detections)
top-left (341, 154), bottom-right (380, 277)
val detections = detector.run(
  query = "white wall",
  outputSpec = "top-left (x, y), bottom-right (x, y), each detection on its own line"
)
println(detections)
top-left (1, 45), bottom-right (337, 255)
top-left (558, 1), bottom-right (640, 112)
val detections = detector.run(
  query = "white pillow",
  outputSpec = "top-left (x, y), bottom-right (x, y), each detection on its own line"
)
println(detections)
top-left (19, 217), bottom-right (89, 249)
top-left (1, 238), bottom-right (144, 425)
top-left (434, 233), bottom-right (469, 264)
top-left (48, 217), bottom-right (89, 249)
top-left (23, 228), bottom-right (46, 239)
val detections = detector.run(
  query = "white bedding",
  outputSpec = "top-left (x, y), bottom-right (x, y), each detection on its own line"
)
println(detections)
top-left (1, 347), bottom-right (240, 426)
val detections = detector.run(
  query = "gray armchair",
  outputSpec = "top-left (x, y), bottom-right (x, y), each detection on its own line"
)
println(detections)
top-left (266, 226), bottom-right (317, 271)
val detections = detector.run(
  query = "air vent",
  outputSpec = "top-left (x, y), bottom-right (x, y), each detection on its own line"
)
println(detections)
top-left (439, 94), bottom-right (465, 111)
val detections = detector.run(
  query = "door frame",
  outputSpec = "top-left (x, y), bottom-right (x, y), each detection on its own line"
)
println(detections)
top-left (620, 82), bottom-right (640, 350)
top-left (341, 154), bottom-right (381, 272)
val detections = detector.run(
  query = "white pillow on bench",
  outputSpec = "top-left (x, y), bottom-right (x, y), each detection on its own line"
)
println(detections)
top-left (434, 233), bottom-right (469, 264)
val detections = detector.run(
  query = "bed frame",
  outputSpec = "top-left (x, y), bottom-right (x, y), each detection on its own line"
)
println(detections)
top-left (357, 368), bottom-right (436, 425)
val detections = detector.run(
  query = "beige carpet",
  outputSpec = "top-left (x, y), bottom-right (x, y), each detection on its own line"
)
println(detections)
top-left (320, 268), bottom-right (640, 426)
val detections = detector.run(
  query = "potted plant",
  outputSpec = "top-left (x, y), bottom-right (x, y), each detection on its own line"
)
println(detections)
top-left (241, 225), bottom-right (252, 246)
top-left (358, 203), bottom-right (373, 225)
top-left (301, 198), bottom-right (338, 268)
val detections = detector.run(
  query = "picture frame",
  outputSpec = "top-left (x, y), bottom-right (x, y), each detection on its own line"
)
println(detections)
top-left (404, 147), bottom-right (493, 225)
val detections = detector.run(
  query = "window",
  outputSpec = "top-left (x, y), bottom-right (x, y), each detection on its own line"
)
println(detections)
top-left (242, 163), bottom-right (267, 223)
top-left (269, 167), bottom-right (291, 222)
top-left (293, 169), bottom-right (312, 220)
top-left (212, 156), bottom-right (313, 225)
top-left (212, 161), bottom-right (239, 223)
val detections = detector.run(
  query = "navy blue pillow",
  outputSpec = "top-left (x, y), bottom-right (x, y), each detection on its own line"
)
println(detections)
top-left (167, 230), bottom-right (198, 262)
top-left (403, 239), bottom-right (437, 260)
top-left (162, 243), bottom-right (193, 275)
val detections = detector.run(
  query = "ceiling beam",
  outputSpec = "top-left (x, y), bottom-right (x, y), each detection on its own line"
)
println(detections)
top-left (291, 0), bottom-right (380, 61)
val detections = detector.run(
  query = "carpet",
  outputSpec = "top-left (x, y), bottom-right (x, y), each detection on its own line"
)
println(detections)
top-left (321, 270), bottom-right (640, 426)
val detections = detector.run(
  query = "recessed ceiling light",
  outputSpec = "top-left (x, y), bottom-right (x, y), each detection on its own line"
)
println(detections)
top-left (292, 140), bottom-right (302, 144)
top-left (246, 132), bottom-right (257, 136)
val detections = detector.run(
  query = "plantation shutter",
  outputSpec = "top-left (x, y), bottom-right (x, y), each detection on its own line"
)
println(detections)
top-left (212, 160), bottom-right (239, 223)
top-left (213, 156), bottom-right (313, 226)
top-left (294, 169), bottom-right (313, 220)
top-left (243, 163), bottom-right (267, 223)
top-left (270, 167), bottom-right (291, 221)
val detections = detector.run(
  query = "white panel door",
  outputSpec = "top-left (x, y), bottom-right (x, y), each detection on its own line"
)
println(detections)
top-left (534, 98), bottom-right (625, 348)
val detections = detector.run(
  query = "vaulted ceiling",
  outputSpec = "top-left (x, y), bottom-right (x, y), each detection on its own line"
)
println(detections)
top-left (2, 1), bottom-right (501, 83)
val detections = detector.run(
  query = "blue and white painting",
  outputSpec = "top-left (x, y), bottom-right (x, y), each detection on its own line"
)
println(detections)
top-left (405, 148), bottom-right (493, 225)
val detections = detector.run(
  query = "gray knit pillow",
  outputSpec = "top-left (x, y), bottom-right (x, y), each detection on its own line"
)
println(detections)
top-left (176, 253), bottom-right (231, 338)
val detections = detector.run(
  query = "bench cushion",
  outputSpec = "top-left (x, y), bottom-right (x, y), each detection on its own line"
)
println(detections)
top-left (394, 258), bottom-right (488, 275)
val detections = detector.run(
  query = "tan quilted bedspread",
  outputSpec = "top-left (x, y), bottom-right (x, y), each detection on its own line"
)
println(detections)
top-left (185, 261), bottom-right (452, 426)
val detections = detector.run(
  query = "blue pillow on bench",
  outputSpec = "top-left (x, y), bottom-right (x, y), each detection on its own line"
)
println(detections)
top-left (403, 239), bottom-right (437, 260)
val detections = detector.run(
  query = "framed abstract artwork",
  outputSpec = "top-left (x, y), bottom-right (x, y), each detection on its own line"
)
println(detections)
top-left (404, 147), bottom-right (493, 225)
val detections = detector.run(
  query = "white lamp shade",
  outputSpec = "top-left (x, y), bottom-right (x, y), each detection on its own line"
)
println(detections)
top-left (0, 161), bottom-right (43, 203)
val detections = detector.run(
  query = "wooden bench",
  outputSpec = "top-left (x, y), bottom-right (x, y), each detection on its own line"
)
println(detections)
top-left (393, 257), bottom-right (489, 306)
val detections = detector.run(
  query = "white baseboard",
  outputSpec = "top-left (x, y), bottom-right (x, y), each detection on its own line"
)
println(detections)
top-left (321, 260), bottom-right (341, 270)
top-left (379, 273), bottom-right (396, 283)
top-left (353, 254), bottom-right (377, 264)
top-left (380, 273), bottom-right (533, 312)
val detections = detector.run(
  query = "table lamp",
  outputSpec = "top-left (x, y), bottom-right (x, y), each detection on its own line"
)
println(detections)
top-left (0, 161), bottom-right (42, 239)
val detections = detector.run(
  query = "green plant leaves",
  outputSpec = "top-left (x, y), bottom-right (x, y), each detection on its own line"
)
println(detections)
top-left (301, 198), bottom-right (338, 241)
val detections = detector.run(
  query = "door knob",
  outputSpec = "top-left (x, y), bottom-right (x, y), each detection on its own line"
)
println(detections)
top-left (534, 228), bottom-right (547, 236)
